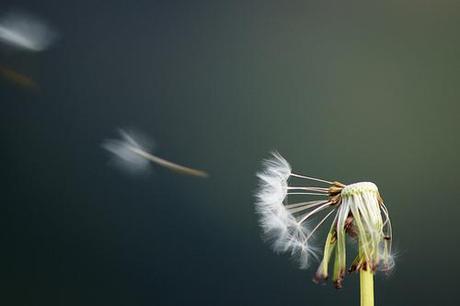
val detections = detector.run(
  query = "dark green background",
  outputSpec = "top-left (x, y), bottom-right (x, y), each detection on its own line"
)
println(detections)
top-left (1, 1), bottom-right (459, 305)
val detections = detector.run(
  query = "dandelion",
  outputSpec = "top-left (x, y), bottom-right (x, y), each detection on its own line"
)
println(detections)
top-left (102, 129), bottom-right (208, 178)
top-left (255, 152), bottom-right (393, 306)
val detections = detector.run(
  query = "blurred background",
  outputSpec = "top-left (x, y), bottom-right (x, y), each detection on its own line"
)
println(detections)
top-left (1, 0), bottom-right (459, 305)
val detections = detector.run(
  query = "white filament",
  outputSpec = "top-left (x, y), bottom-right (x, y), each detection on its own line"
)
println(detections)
top-left (255, 152), bottom-right (333, 269)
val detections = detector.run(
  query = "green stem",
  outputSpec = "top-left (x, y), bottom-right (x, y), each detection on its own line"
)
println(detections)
top-left (360, 268), bottom-right (374, 306)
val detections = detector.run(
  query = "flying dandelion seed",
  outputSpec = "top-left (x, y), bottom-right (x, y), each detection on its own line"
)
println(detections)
top-left (102, 129), bottom-right (208, 178)
top-left (0, 65), bottom-right (39, 90)
top-left (255, 152), bottom-right (393, 291)
top-left (0, 11), bottom-right (57, 52)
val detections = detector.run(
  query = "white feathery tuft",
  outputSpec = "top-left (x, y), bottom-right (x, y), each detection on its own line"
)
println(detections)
top-left (0, 11), bottom-right (57, 51)
top-left (255, 152), bottom-right (317, 269)
top-left (262, 151), bottom-right (292, 179)
top-left (102, 129), bottom-right (151, 175)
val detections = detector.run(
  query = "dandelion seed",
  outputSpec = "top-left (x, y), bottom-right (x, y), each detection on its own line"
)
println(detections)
top-left (0, 11), bottom-right (57, 52)
top-left (0, 65), bottom-right (39, 91)
top-left (255, 152), bottom-right (393, 293)
top-left (102, 129), bottom-right (208, 178)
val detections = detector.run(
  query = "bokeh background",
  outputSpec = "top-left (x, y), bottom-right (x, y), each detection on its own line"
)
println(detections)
top-left (1, 1), bottom-right (459, 305)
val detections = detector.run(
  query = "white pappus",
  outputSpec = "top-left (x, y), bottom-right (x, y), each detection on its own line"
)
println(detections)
top-left (255, 152), bottom-right (393, 288)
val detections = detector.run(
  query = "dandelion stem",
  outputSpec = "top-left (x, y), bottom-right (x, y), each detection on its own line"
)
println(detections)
top-left (360, 262), bottom-right (374, 306)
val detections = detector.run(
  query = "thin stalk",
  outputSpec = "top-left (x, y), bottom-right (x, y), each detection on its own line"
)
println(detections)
top-left (360, 269), bottom-right (374, 306)
top-left (128, 146), bottom-right (208, 177)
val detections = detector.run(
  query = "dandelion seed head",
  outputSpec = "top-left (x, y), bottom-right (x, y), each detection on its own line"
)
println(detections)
top-left (255, 152), bottom-right (394, 286)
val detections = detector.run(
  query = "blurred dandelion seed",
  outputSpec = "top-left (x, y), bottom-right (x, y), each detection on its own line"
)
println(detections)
top-left (255, 152), bottom-right (393, 300)
top-left (0, 65), bottom-right (39, 90)
top-left (0, 11), bottom-right (57, 51)
top-left (102, 129), bottom-right (208, 178)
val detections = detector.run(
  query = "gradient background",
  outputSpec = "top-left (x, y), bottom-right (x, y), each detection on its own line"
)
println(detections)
top-left (1, 1), bottom-right (460, 305)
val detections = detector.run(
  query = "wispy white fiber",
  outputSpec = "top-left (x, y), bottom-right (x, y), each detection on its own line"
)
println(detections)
top-left (255, 152), bottom-right (319, 269)
top-left (255, 152), bottom-right (394, 287)
top-left (102, 129), bottom-right (152, 175)
top-left (0, 11), bottom-right (57, 51)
